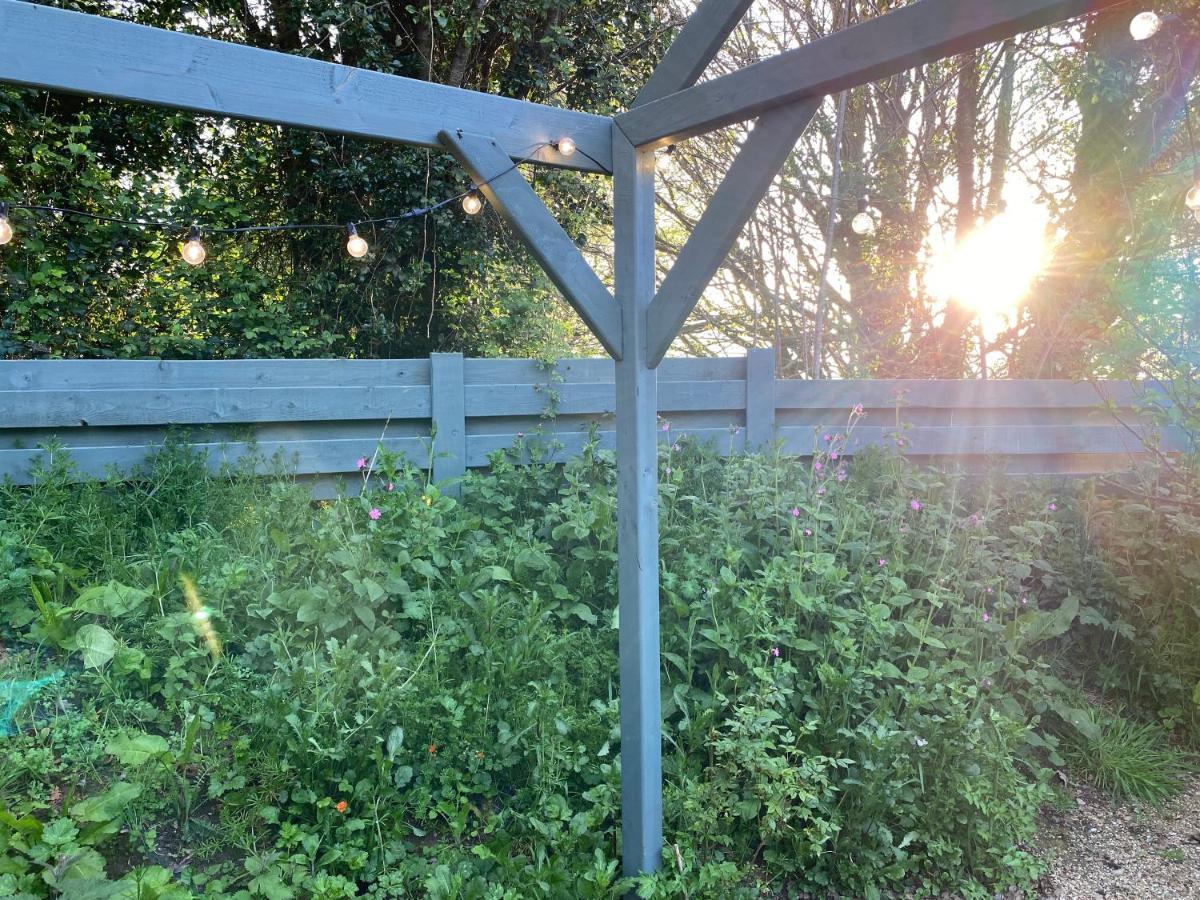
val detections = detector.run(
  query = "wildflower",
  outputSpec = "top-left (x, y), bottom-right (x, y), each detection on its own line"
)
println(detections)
top-left (853, 403), bottom-right (865, 416)
top-left (664, 467), bottom-right (673, 476)
top-left (770, 647), bottom-right (781, 658)
top-left (985, 586), bottom-right (993, 594)
top-left (385, 482), bottom-right (395, 492)
top-left (910, 498), bottom-right (921, 511)
top-left (790, 507), bottom-right (801, 517)
top-left (831, 451), bottom-right (839, 461)
top-left (672, 442), bottom-right (681, 452)
top-left (661, 421), bottom-right (671, 432)
top-left (878, 558), bottom-right (887, 567)
top-left (836, 468), bottom-right (848, 483)
top-left (428, 743), bottom-right (438, 755)
top-left (1047, 502), bottom-right (1058, 511)
top-left (980, 677), bottom-right (994, 691)
top-left (516, 432), bottom-right (524, 439)
top-left (813, 460), bottom-right (823, 472)
top-left (475, 750), bottom-right (486, 760)
top-left (913, 736), bottom-right (929, 749)
top-left (335, 800), bottom-right (349, 814)
top-left (803, 528), bottom-right (813, 536)
top-left (1020, 595), bottom-right (1029, 606)
top-left (422, 495), bottom-right (432, 507)
top-left (817, 487), bottom-right (826, 496)
top-left (823, 433), bottom-right (833, 443)
top-left (356, 456), bottom-right (369, 471)
top-left (967, 514), bottom-right (980, 527)
top-left (368, 508), bottom-right (381, 520)
top-left (982, 611), bottom-right (990, 623)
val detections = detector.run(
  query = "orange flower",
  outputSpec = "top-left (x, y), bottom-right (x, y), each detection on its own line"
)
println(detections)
top-left (428, 742), bottom-right (438, 755)
top-left (335, 800), bottom-right (349, 814)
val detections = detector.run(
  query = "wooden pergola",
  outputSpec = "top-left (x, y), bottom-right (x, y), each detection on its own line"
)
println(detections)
top-left (0, 0), bottom-right (1126, 879)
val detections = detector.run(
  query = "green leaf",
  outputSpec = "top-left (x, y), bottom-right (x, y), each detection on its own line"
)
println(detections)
top-left (73, 582), bottom-right (150, 617)
top-left (386, 726), bottom-right (405, 761)
top-left (106, 732), bottom-right (170, 766)
top-left (75, 624), bottom-right (117, 669)
top-left (70, 782), bottom-right (142, 824)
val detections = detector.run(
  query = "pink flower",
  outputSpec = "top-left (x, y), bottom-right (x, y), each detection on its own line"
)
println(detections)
top-left (878, 558), bottom-right (887, 567)
top-left (790, 507), bottom-right (801, 517)
top-left (817, 487), bottom-right (826, 496)
top-left (770, 647), bottom-right (781, 658)
top-left (368, 508), bottom-right (381, 520)
top-left (967, 514), bottom-right (980, 527)
top-left (836, 468), bottom-right (848, 483)
top-left (831, 451), bottom-right (839, 461)
top-left (803, 528), bottom-right (813, 537)
top-left (1047, 502), bottom-right (1057, 511)
top-left (356, 457), bottom-right (369, 471)
top-left (823, 433), bottom-right (833, 443)
top-left (982, 611), bottom-right (990, 623)
top-left (853, 404), bottom-right (865, 415)
top-left (386, 482), bottom-right (395, 492)
top-left (910, 499), bottom-right (921, 511)
top-left (661, 421), bottom-right (671, 432)
top-left (813, 460), bottom-right (823, 472)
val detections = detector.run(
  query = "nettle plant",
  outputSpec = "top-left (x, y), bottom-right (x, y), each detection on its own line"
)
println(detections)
top-left (0, 431), bottom-right (1154, 898)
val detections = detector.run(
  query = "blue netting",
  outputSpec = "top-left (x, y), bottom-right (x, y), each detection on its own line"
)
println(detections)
top-left (0, 671), bottom-right (63, 737)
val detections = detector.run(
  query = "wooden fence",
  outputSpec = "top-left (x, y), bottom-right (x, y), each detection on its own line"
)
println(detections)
top-left (0, 350), bottom-right (1189, 493)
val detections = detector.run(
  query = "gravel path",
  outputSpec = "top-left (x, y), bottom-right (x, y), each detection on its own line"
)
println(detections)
top-left (1037, 775), bottom-right (1200, 899)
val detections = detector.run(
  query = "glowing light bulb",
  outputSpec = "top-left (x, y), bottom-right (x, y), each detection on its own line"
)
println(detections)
top-left (1186, 181), bottom-right (1200, 212)
top-left (0, 204), bottom-right (12, 245)
top-left (181, 226), bottom-right (207, 266)
top-left (851, 210), bottom-right (878, 236)
top-left (346, 223), bottom-right (369, 258)
top-left (1130, 11), bottom-right (1162, 41)
top-left (556, 137), bottom-right (576, 157)
top-left (462, 192), bottom-right (483, 216)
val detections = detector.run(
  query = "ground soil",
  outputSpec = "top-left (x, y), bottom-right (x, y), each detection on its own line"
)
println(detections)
top-left (1036, 775), bottom-right (1200, 899)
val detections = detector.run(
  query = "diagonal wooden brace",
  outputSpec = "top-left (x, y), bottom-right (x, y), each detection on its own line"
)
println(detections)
top-left (438, 130), bottom-right (623, 360)
top-left (644, 98), bottom-right (820, 366)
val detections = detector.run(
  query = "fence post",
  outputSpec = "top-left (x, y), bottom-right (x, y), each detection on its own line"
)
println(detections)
top-left (430, 352), bottom-right (467, 493)
top-left (745, 347), bottom-right (776, 451)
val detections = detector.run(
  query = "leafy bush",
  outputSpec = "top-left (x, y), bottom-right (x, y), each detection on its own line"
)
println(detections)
top-left (0, 432), bottom-right (1178, 897)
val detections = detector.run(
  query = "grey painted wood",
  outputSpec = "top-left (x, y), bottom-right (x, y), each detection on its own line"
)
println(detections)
top-left (645, 100), bottom-right (820, 364)
top-left (611, 130), bottom-right (663, 879)
top-left (430, 353), bottom-right (467, 493)
top-left (745, 348), bottom-right (776, 450)
top-left (0, 0), bottom-right (612, 174)
top-left (439, 130), bottom-right (624, 358)
top-left (616, 0), bottom-right (1127, 148)
top-left (1, 359), bottom-right (431, 390)
top-left (0, 386), bottom-right (430, 428)
top-left (773, 379), bottom-right (1151, 410)
top-left (633, 0), bottom-right (755, 107)
top-left (463, 379), bottom-right (745, 417)
top-left (776, 425), bottom-right (1191, 456)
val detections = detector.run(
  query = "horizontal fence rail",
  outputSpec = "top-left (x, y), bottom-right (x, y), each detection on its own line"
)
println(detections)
top-left (0, 350), bottom-right (1189, 494)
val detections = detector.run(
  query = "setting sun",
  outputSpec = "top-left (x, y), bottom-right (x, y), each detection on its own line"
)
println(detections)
top-left (929, 207), bottom-right (1051, 318)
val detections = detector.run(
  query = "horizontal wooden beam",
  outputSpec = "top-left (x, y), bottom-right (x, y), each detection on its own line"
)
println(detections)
top-left (634, 0), bottom-right (755, 106)
top-left (645, 99), bottom-right (819, 365)
top-left (0, 0), bottom-right (612, 174)
top-left (616, 0), bottom-right (1126, 148)
top-left (439, 129), bottom-right (623, 359)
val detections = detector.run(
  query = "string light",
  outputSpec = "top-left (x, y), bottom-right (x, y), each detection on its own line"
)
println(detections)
top-left (555, 137), bottom-right (576, 158)
top-left (851, 197), bottom-right (879, 236)
top-left (181, 225), bottom-right (207, 266)
top-left (462, 191), bottom-right (484, 216)
top-left (0, 203), bottom-right (12, 245)
top-left (345, 222), bottom-right (369, 258)
top-left (1185, 182), bottom-right (1200, 213)
top-left (1130, 11), bottom-right (1163, 41)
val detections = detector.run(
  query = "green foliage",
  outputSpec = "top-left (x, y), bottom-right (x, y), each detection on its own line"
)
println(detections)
top-left (1, 0), bottom-right (665, 360)
top-left (0, 435), bottom-right (1187, 896)
top-left (1063, 710), bottom-right (1194, 804)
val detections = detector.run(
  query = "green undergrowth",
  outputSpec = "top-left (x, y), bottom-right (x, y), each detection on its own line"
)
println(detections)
top-left (0, 428), bottom-right (1195, 898)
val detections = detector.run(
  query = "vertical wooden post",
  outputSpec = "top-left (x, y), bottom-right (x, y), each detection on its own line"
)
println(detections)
top-left (745, 347), bottom-right (777, 451)
top-left (612, 128), bottom-right (663, 879)
top-left (430, 352), bottom-right (467, 493)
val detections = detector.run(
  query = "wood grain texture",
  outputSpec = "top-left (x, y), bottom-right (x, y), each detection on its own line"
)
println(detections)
top-left (439, 130), bottom-right (623, 357)
top-left (616, 0), bottom-right (1126, 147)
top-left (431, 353), bottom-right (467, 491)
top-left (0, 0), bottom-right (611, 173)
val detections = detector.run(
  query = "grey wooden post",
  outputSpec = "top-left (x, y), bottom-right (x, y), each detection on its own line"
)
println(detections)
top-left (430, 352), bottom-right (467, 493)
top-left (612, 128), bottom-right (663, 879)
top-left (745, 347), bottom-right (776, 451)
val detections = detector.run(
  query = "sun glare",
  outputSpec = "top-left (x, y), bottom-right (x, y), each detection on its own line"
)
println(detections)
top-left (929, 207), bottom-right (1050, 318)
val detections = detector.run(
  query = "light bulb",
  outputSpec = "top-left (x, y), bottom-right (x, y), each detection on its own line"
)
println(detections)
top-left (0, 204), bottom-right (12, 245)
top-left (851, 210), bottom-right (877, 236)
top-left (556, 137), bottom-right (576, 157)
top-left (1186, 181), bottom-right (1200, 212)
top-left (462, 192), bottom-right (483, 216)
top-left (181, 226), bottom-right (207, 266)
top-left (346, 223), bottom-right (369, 258)
top-left (1130, 11), bottom-right (1162, 41)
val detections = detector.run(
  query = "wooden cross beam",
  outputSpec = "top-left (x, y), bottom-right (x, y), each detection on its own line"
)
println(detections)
top-left (616, 0), bottom-right (1131, 149)
top-left (0, 0), bottom-right (611, 174)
